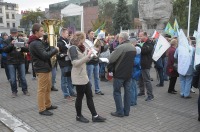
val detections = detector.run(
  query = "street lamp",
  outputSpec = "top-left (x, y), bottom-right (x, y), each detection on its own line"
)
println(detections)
top-left (187, 0), bottom-right (191, 37)
top-left (37, 16), bottom-right (41, 24)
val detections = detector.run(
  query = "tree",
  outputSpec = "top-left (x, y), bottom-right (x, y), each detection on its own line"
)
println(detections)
top-left (20, 8), bottom-right (45, 35)
top-left (112, 0), bottom-right (131, 34)
top-left (173, 0), bottom-right (200, 35)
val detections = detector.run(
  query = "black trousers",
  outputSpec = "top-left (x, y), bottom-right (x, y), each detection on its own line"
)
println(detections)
top-left (168, 77), bottom-right (177, 92)
top-left (75, 82), bottom-right (97, 117)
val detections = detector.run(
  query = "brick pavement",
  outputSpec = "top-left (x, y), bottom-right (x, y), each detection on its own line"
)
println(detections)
top-left (0, 67), bottom-right (200, 132)
top-left (0, 121), bottom-right (12, 132)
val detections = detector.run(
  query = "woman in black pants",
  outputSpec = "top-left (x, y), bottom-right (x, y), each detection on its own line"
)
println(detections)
top-left (69, 32), bottom-right (106, 123)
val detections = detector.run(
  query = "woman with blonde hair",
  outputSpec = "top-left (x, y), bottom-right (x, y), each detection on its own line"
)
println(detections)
top-left (68, 32), bottom-right (106, 123)
top-left (167, 39), bottom-right (179, 94)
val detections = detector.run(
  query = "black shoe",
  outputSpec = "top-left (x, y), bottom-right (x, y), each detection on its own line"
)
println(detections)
top-left (156, 84), bottom-right (163, 87)
top-left (110, 112), bottom-right (124, 117)
top-left (168, 91), bottom-right (177, 94)
top-left (150, 78), bottom-right (153, 81)
top-left (184, 96), bottom-right (192, 99)
top-left (198, 117), bottom-right (200, 122)
top-left (46, 105), bottom-right (58, 110)
top-left (95, 91), bottom-right (104, 95)
top-left (145, 97), bottom-right (154, 101)
top-left (92, 115), bottom-right (106, 122)
top-left (137, 93), bottom-right (145, 96)
top-left (76, 115), bottom-right (89, 123)
top-left (51, 87), bottom-right (58, 91)
top-left (100, 77), bottom-right (108, 82)
top-left (71, 94), bottom-right (77, 97)
top-left (173, 90), bottom-right (177, 93)
top-left (39, 110), bottom-right (53, 116)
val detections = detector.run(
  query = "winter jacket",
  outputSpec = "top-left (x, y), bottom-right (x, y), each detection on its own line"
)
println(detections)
top-left (167, 46), bottom-right (179, 77)
top-left (3, 36), bottom-right (29, 65)
top-left (108, 40), bottom-right (136, 80)
top-left (69, 45), bottom-right (90, 85)
top-left (131, 54), bottom-right (141, 80)
top-left (140, 39), bottom-right (154, 69)
top-left (29, 35), bottom-right (58, 73)
top-left (57, 37), bottom-right (72, 67)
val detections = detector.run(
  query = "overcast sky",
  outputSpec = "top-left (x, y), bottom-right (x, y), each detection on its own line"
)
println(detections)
top-left (4, 0), bottom-right (67, 12)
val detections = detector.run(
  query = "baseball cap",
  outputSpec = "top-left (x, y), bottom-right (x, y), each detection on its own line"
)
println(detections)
top-left (10, 28), bottom-right (18, 33)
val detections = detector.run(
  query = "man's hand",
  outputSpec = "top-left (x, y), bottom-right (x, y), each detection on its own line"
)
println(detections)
top-left (11, 40), bottom-right (16, 45)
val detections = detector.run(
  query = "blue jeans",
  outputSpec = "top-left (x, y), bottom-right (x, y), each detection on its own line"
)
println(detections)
top-left (113, 78), bottom-right (131, 115)
top-left (99, 62), bottom-right (107, 76)
top-left (87, 64), bottom-right (100, 93)
top-left (163, 57), bottom-right (169, 80)
top-left (8, 64), bottom-right (27, 93)
top-left (198, 89), bottom-right (200, 118)
top-left (60, 66), bottom-right (75, 97)
top-left (130, 79), bottom-right (138, 106)
top-left (2, 57), bottom-right (10, 80)
top-left (156, 68), bottom-right (164, 86)
top-left (179, 74), bottom-right (193, 97)
top-left (52, 66), bottom-right (56, 88)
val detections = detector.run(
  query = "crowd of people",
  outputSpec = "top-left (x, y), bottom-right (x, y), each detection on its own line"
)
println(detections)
top-left (0, 24), bottom-right (200, 123)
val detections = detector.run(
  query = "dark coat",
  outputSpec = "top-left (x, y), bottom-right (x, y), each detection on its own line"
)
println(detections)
top-left (192, 64), bottom-right (200, 89)
top-left (3, 36), bottom-right (29, 65)
top-left (140, 39), bottom-right (154, 69)
top-left (57, 37), bottom-right (71, 67)
top-left (29, 35), bottom-right (58, 73)
top-left (166, 46), bottom-right (179, 77)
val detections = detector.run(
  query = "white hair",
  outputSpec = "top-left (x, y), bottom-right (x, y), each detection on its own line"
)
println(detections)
top-left (119, 32), bottom-right (129, 41)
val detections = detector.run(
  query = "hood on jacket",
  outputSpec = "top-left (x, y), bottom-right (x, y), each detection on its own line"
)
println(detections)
top-left (28, 35), bottom-right (40, 44)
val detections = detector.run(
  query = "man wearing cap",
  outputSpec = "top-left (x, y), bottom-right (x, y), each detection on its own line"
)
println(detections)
top-left (3, 28), bottom-right (30, 98)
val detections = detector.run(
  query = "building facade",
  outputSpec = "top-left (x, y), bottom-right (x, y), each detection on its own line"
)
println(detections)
top-left (0, 1), bottom-right (20, 33)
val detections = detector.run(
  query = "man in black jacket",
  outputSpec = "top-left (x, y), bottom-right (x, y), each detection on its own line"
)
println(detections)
top-left (137, 32), bottom-right (154, 101)
top-left (109, 32), bottom-right (136, 117)
top-left (3, 28), bottom-right (29, 98)
top-left (57, 28), bottom-right (76, 101)
top-left (29, 23), bottom-right (59, 116)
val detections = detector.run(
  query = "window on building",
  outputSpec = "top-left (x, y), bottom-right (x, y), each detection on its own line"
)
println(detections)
top-left (12, 6), bottom-right (14, 10)
top-left (0, 17), bottom-right (3, 23)
top-left (12, 14), bottom-right (15, 19)
top-left (0, 8), bottom-right (2, 13)
top-left (7, 23), bottom-right (10, 27)
top-left (6, 13), bottom-right (9, 19)
top-left (12, 23), bottom-right (15, 27)
top-left (6, 5), bottom-right (8, 10)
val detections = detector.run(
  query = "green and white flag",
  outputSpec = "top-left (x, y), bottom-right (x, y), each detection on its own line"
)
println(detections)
top-left (194, 32), bottom-right (200, 68)
top-left (152, 35), bottom-right (170, 61)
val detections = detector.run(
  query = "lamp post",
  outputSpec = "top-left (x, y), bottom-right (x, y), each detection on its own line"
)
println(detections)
top-left (37, 16), bottom-right (41, 24)
top-left (187, 0), bottom-right (191, 37)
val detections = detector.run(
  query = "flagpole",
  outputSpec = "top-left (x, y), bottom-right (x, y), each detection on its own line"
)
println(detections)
top-left (187, 0), bottom-right (191, 37)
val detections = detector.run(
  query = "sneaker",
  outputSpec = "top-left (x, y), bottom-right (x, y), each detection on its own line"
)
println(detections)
top-left (92, 115), bottom-right (106, 122)
top-left (190, 88), bottom-right (195, 93)
top-left (137, 93), bottom-right (145, 96)
top-left (156, 84), bottom-right (164, 87)
top-left (65, 96), bottom-right (74, 101)
top-left (46, 105), bottom-right (58, 110)
top-left (39, 110), bottom-right (53, 116)
top-left (12, 93), bottom-right (17, 98)
top-left (145, 97), bottom-right (154, 101)
top-left (23, 91), bottom-right (30, 96)
top-left (184, 96), bottom-right (192, 99)
top-left (76, 115), bottom-right (89, 123)
top-left (51, 87), bottom-right (58, 91)
top-left (95, 91), bottom-right (104, 95)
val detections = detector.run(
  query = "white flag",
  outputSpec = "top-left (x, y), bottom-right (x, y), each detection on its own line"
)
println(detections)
top-left (198, 16), bottom-right (200, 33)
top-left (193, 30), bottom-right (198, 38)
top-left (152, 35), bottom-right (170, 61)
top-left (177, 29), bottom-right (191, 75)
top-left (194, 32), bottom-right (200, 68)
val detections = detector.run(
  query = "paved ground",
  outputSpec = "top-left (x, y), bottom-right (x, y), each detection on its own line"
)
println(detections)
top-left (0, 66), bottom-right (200, 132)
top-left (0, 121), bottom-right (12, 132)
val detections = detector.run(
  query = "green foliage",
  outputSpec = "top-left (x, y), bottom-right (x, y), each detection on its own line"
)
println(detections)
top-left (173, 0), bottom-right (200, 35)
top-left (112, 0), bottom-right (131, 34)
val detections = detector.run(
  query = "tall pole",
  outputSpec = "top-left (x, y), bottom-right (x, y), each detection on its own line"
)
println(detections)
top-left (187, 0), bottom-right (191, 37)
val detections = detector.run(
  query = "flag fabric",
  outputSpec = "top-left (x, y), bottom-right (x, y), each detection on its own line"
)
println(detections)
top-left (194, 32), bottom-right (200, 68)
top-left (151, 30), bottom-right (160, 39)
top-left (173, 19), bottom-right (180, 37)
top-left (198, 16), bottom-right (200, 33)
top-left (193, 30), bottom-right (198, 38)
top-left (152, 35), bottom-right (170, 61)
top-left (177, 29), bottom-right (191, 75)
top-left (94, 22), bottom-right (106, 36)
top-left (164, 22), bottom-right (175, 37)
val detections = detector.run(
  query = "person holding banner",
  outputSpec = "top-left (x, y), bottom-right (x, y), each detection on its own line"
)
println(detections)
top-left (167, 39), bottom-right (179, 94)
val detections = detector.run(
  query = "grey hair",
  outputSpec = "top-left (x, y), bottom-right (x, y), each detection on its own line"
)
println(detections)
top-left (119, 32), bottom-right (129, 41)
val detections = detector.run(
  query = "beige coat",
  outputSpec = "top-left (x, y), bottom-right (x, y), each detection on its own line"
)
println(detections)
top-left (70, 46), bottom-right (90, 85)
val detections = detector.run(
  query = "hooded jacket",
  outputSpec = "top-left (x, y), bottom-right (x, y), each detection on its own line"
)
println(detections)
top-left (29, 35), bottom-right (58, 73)
top-left (3, 36), bottom-right (29, 65)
